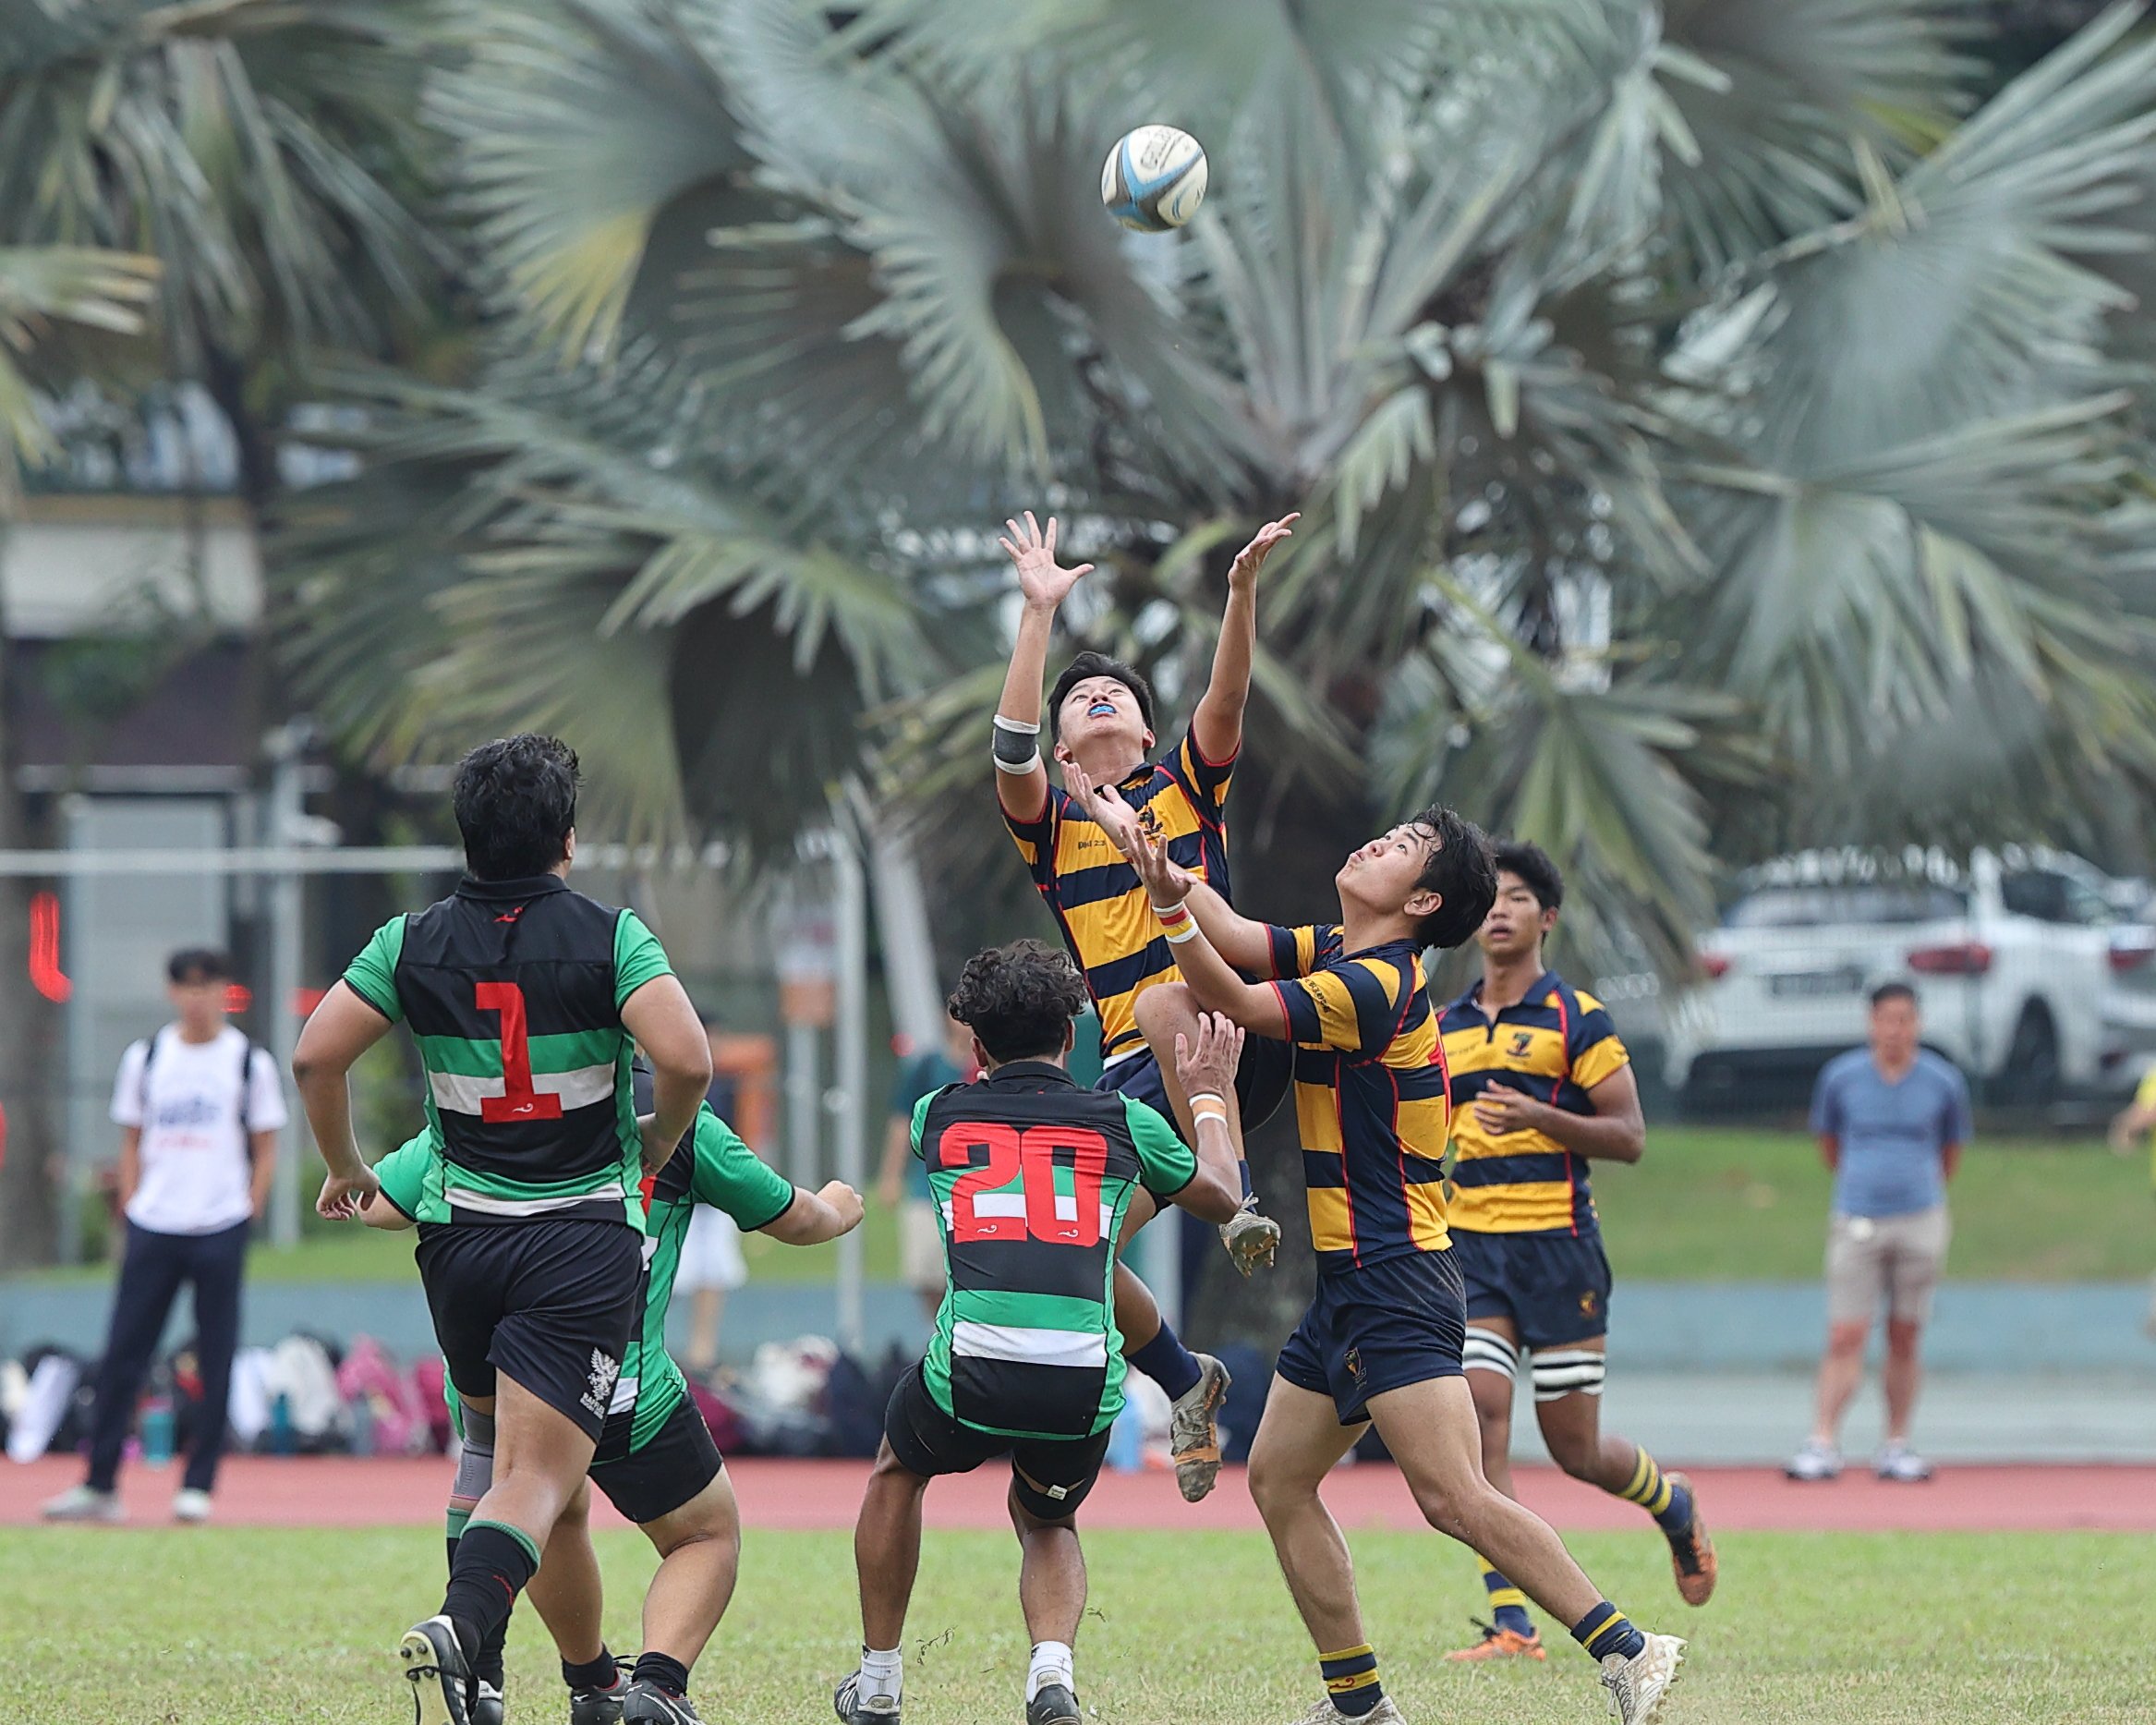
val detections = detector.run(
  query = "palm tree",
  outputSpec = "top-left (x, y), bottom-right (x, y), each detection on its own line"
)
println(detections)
top-left (270, 0), bottom-right (2156, 1325)
top-left (0, 0), bottom-right (441, 1265)
top-left (280, 0), bottom-right (2156, 960)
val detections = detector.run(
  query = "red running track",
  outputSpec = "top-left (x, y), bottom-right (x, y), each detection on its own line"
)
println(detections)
top-left (6, 1454), bottom-right (2154, 1533)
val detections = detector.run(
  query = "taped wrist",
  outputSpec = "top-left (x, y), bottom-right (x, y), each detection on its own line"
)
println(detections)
top-left (993, 714), bottom-right (1042, 774)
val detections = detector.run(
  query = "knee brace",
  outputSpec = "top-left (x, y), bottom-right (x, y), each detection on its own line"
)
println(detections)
top-left (1531, 1349), bottom-right (1605, 1403)
top-left (451, 1407), bottom-right (496, 1511)
top-left (1461, 1329), bottom-right (1520, 1379)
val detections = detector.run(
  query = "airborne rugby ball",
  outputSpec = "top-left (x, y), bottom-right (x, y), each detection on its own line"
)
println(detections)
top-left (1101, 125), bottom-right (1208, 233)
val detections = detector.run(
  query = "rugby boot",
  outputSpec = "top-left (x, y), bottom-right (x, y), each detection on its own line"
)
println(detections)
top-left (1287, 1697), bottom-right (1410, 1723)
top-left (1601, 1634), bottom-right (1685, 1725)
top-left (622, 1678), bottom-right (702, 1723)
top-left (1663, 1472), bottom-right (1717, 1606)
top-left (1444, 1621), bottom-right (1547, 1662)
top-left (1169, 1351), bottom-right (1231, 1502)
top-left (399, 1616), bottom-right (473, 1725)
top-left (569, 1664), bottom-right (629, 1725)
top-left (833, 1672), bottom-right (900, 1725)
top-left (1025, 1682), bottom-right (1081, 1725)
top-left (1220, 1195), bottom-right (1281, 1275)
top-left (469, 1681), bottom-right (504, 1725)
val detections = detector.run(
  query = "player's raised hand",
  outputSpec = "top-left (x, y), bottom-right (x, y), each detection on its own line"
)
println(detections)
top-left (1125, 815), bottom-right (1193, 907)
top-left (1227, 512), bottom-right (1299, 591)
top-left (1175, 1013), bottom-right (1245, 1105)
top-left (999, 511), bottom-right (1094, 613)
top-left (316, 1164), bottom-right (380, 1221)
top-left (1064, 759), bottom-right (1141, 850)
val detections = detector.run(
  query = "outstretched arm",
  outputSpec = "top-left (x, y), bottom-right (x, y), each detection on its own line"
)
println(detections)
top-left (1121, 820), bottom-right (1289, 1039)
top-left (995, 512), bottom-right (1095, 823)
top-left (1191, 514), bottom-right (1296, 767)
top-left (759, 1179), bottom-right (866, 1246)
top-left (1066, 761), bottom-right (1278, 974)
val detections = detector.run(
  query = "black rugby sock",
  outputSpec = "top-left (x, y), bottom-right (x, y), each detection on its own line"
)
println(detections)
top-left (633, 1651), bottom-right (692, 1695)
top-left (563, 1647), bottom-right (619, 1692)
top-left (440, 1520), bottom-right (539, 1668)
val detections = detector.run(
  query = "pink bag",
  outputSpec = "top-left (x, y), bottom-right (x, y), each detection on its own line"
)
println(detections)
top-left (336, 1337), bottom-right (435, 1456)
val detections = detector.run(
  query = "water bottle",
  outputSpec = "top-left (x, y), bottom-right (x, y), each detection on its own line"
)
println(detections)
top-left (270, 1391), bottom-right (295, 1456)
top-left (349, 1393), bottom-right (375, 1459)
top-left (1105, 1398), bottom-right (1145, 1473)
top-left (140, 1396), bottom-right (175, 1467)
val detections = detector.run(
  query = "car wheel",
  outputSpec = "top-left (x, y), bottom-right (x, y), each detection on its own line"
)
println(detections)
top-left (1997, 1003), bottom-right (2061, 1107)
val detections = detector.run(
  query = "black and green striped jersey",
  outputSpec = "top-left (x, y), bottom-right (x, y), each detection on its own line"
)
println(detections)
top-left (910, 1061), bottom-right (1196, 1442)
top-left (377, 1098), bottom-right (793, 1457)
top-left (342, 873), bottom-right (672, 1228)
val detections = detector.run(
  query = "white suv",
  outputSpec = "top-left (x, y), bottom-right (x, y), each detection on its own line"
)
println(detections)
top-left (1665, 848), bottom-right (2156, 1106)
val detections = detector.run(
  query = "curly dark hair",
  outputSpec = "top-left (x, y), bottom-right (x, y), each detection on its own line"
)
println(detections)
top-left (1493, 839), bottom-right (1564, 913)
top-left (947, 940), bottom-right (1089, 1063)
top-left (453, 734), bottom-right (580, 881)
top-left (1408, 805), bottom-right (1499, 950)
top-left (1046, 650), bottom-right (1157, 742)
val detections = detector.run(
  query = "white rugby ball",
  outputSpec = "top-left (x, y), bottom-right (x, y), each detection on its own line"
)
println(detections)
top-left (1101, 125), bottom-right (1208, 233)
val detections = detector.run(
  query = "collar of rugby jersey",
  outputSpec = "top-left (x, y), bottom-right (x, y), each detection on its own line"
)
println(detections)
top-left (978, 1059), bottom-right (1079, 1090)
top-left (1449, 966), bottom-right (1559, 1019)
top-left (454, 873), bottom-right (572, 903)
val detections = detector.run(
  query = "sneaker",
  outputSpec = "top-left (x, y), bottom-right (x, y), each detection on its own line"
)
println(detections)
top-left (1875, 1440), bottom-right (1934, 1483)
top-left (1783, 1438), bottom-right (1841, 1481)
top-left (1443, 1621), bottom-right (1546, 1662)
top-left (469, 1681), bottom-right (504, 1725)
top-left (173, 1488), bottom-right (212, 1524)
top-left (571, 1668), bottom-right (629, 1725)
top-left (1600, 1633), bottom-right (1685, 1725)
top-left (1025, 1682), bottom-right (1080, 1725)
top-left (1288, 1697), bottom-right (1410, 1723)
top-left (399, 1615), bottom-right (473, 1725)
top-left (1169, 1352), bottom-right (1232, 1503)
top-left (1663, 1472), bottom-right (1717, 1607)
top-left (41, 1485), bottom-right (123, 1524)
top-left (1220, 1196), bottom-right (1281, 1276)
top-left (833, 1673), bottom-right (900, 1725)
top-left (623, 1679), bottom-right (701, 1723)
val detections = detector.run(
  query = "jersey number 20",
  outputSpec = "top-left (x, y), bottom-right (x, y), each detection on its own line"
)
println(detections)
top-left (938, 1123), bottom-right (1108, 1246)
top-left (476, 981), bottom-right (564, 1123)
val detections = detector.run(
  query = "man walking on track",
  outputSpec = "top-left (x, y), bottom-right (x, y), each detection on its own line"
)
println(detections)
top-left (836, 941), bottom-right (1244, 1725)
top-left (293, 734), bottom-right (714, 1725)
top-left (43, 947), bottom-right (286, 1526)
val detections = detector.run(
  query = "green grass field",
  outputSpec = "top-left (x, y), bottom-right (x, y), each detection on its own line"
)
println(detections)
top-left (4, 1525), bottom-right (2148, 1724)
top-left (18, 1126), bottom-right (2154, 1289)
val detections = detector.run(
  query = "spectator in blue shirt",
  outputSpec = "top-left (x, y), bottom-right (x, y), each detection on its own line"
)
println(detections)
top-left (1787, 982), bottom-right (1971, 1484)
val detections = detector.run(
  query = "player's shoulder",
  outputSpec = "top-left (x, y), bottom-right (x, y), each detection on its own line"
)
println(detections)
top-left (1818, 1047), bottom-right (1872, 1087)
top-left (1915, 1049), bottom-right (1968, 1089)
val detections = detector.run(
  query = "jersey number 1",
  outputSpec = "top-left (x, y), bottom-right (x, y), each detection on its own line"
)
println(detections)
top-left (476, 981), bottom-right (563, 1123)
top-left (939, 1123), bottom-right (1108, 1246)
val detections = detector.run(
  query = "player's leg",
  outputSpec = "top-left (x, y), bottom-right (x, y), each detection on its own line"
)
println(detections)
top-left (528, 1480), bottom-right (624, 1720)
top-left (1133, 981), bottom-right (1279, 1273)
top-left (51, 1221), bottom-right (185, 1515)
top-left (1530, 1339), bottom-right (1715, 1607)
top-left (1111, 1189), bottom-right (1229, 1501)
top-left (1245, 1374), bottom-right (1388, 1720)
top-left (1876, 1207), bottom-right (1945, 1480)
top-left (1365, 1376), bottom-right (1682, 1720)
top-left (176, 1218), bottom-right (247, 1511)
top-left (1005, 1426), bottom-right (1110, 1723)
top-left (406, 1221), bottom-right (637, 1725)
top-left (1447, 1314), bottom-right (1544, 1660)
top-left (1791, 1216), bottom-right (1880, 1479)
top-left (841, 1367), bottom-right (979, 1724)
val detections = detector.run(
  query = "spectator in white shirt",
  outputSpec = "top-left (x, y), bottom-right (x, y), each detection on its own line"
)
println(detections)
top-left (43, 948), bottom-right (288, 1525)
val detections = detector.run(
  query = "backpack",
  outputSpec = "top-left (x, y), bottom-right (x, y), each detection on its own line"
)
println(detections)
top-left (136, 1027), bottom-right (258, 1136)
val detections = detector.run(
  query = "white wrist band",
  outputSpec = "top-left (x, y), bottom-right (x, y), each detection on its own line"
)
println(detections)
top-left (1188, 1092), bottom-right (1227, 1112)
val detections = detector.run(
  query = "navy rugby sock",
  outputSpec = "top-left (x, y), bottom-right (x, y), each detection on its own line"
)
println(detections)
top-left (1126, 1321), bottom-right (1203, 1402)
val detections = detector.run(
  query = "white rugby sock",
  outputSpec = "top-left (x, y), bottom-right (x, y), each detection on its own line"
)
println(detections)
top-left (859, 1646), bottom-right (902, 1704)
top-left (1027, 1640), bottom-right (1075, 1702)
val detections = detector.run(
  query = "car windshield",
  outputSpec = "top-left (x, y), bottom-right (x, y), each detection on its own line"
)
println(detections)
top-left (1723, 884), bottom-right (1968, 929)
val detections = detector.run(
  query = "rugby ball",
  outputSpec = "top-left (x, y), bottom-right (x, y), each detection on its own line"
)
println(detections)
top-left (1101, 125), bottom-right (1208, 233)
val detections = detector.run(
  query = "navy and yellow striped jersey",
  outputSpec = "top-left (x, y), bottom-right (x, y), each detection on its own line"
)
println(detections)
top-left (1263, 922), bottom-right (1452, 1272)
top-left (1002, 726), bottom-right (1235, 1063)
top-left (1438, 970), bottom-right (1631, 1236)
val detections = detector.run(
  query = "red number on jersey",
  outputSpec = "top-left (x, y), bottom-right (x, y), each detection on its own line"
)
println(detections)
top-left (937, 1122), bottom-right (1109, 1246)
top-left (475, 981), bottom-right (564, 1123)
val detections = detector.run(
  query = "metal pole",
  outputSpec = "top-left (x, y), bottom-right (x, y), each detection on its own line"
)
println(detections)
top-left (265, 727), bottom-right (306, 1249)
top-left (831, 820), bottom-right (869, 1354)
top-left (784, 1019), bottom-right (819, 1188)
top-left (848, 782), bottom-right (944, 1050)
top-left (57, 796), bottom-right (91, 1266)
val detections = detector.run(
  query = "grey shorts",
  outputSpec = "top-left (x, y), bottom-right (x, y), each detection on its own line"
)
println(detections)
top-left (1826, 1206), bottom-right (1950, 1327)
